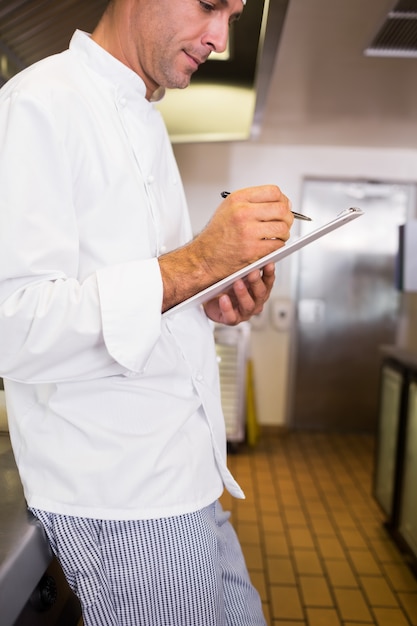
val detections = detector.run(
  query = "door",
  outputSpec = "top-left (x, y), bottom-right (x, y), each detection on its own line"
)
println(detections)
top-left (291, 178), bottom-right (414, 432)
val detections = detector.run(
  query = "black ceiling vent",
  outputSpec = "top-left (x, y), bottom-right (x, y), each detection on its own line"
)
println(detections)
top-left (365, 0), bottom-right (417, 57)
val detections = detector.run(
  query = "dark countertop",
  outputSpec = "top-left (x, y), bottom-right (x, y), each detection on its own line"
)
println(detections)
top-left (380, 345), bottom-right (417, 371)
top-left (0, 434), bottom-right (52, 626)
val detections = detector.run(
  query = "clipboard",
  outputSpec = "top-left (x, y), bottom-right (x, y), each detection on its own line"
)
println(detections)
top-left (163, 207), bottom-right (364, 317)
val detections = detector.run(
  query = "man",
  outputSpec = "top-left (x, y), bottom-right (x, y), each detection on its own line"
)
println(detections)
top-left (0, 0), bottom-right (292, 624)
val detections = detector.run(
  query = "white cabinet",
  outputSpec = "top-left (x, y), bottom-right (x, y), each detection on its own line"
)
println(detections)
top-left (214, 323), bottom-right (250, 444)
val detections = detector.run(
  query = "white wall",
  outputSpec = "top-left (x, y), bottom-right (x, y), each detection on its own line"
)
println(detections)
top-left (174, 142), bottom-right (417, 426)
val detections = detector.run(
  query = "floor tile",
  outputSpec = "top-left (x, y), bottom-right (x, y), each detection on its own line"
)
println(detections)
top-left (264, 533), bottom-right (291, 557)
top-left (330, 510), bottom-right (357, 529)
top-left (343, 623), bottom-right (374, 626)
top-left (382, 562), bottom-right (417, 593)
top-left (372, 607), bottom-right (410, 625)
top-left (236, 521), bottom-right (261, 544)
top-left (333, 587), bottom-right (373, 621)
top-left (266, 557), bottom-right (296, 585)
top-left (338, 527), bottom-right (368, 549)
top-left (299, 575), bottom-right (333, 607)
top-left (397, 592), bottom-right (417, 625)
top-left (348, 548), bottom-right (382, 575)
top-left (368, 537), bottom-right (404, 563)
top-left (303, 502), bottom-right (329, 517)
top-left (236, 505), bottom-right (259, 522)
top-left (240, 543), bottom-right (264, 569)
top-left (359, 575), bottom-right (399, 607)
top-left (270, 585), bottom-right (304, 620)
top-left (293, 549), bottom-right (324, 575)
top-left (262, 514), bottom-right (284, 533)
top-left (324, 559), bottom-right (358, 587)
top-left (305, 607), bottom-right (342, 626)
top-left (288, 527), bottom-right (315, 549)
top-left (316, 536), bottom-right (345, 559)
top-left (283, 507), bottom-right (308, 526)
top-left (308, 515), bottom-right (335, 536)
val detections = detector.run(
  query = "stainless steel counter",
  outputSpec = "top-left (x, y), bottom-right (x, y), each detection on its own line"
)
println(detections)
top-left (0, 434), bottom-right (80, 625)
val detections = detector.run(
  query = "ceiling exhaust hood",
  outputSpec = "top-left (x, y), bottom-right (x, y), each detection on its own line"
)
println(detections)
top-left (365, 0), bottom-right (417, 58)
top-left (0, 0), bottom-right (289, 143)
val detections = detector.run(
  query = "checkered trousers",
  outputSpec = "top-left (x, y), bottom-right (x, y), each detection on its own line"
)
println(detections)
top-left (31, 501), bottom-right (266, 626)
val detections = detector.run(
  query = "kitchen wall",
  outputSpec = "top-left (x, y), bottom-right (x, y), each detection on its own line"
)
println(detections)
top-left (174, 142), bottom-right (417, 427)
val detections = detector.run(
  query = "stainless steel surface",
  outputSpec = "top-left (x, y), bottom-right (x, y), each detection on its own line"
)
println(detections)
top-left (290, 179), bottom-right (414, 432)
top-left (0, 434), bottom-right (81, 625)
top-left (0, 0), bottom-right (107, 78)
top-left (398, 378), bottom-right (417, 560)
top-left (374, 364), bottom-right (403, 517)
top-left (0, 434), bottom-right (52, 625)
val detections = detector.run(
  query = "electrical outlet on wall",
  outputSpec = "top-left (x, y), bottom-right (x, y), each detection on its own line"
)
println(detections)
top-left (270, 298), bottom-right (292, 332)
top-left (250, 302), bottom-right (269, 330)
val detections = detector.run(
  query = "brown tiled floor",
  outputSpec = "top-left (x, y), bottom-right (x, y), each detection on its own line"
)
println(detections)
top-left (220, 431), bottom-right (417, 626)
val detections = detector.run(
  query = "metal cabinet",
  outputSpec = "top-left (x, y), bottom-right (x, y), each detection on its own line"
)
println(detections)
top-left (374, 364), bottom-right (406, 519)
top-left (374, 347), bottom-right (417, 575)
top-left (398, 380), bottom-right (417, 560)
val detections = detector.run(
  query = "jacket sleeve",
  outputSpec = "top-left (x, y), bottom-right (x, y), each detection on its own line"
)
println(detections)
top-left (0, 87), bottom-right (163, 384)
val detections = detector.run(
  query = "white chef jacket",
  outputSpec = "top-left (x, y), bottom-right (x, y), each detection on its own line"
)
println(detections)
top-left (0, 30), bottom-right (244, 520)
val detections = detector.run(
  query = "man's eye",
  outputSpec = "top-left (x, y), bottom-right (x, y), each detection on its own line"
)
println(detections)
top-left (199, 1), bottom-right (215, 12)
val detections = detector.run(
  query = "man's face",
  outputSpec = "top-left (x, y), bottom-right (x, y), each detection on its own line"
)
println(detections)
top-left (125, 0), bottom-right (244, 96)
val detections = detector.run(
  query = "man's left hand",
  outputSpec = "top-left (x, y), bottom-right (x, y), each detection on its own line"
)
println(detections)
top-left (203, 263), bottom-right (275, 325)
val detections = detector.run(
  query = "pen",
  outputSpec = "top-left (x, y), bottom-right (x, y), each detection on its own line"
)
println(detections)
top-left (220, 191), bottom-right (312, 221)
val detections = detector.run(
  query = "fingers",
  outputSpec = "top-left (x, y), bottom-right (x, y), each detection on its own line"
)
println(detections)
top-left (221, 185), bottom-right (293, 243)
top-left (232, 184), bottom-right (287, 205)
top-left (227, 185), bottom-right (291, 217)
top-left (235, 266), bottom-right (275, 315)
top-left (205, 265), bottom-right (276, 325)
top-left (244, 266), bottom-right (274, 303)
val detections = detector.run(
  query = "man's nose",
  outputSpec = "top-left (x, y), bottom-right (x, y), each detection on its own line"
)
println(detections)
top-left (203, 19), bottom-right (230, 54)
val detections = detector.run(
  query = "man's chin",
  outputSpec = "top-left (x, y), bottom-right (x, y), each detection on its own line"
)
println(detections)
top-left (166, 75), bottom-right (192, 90)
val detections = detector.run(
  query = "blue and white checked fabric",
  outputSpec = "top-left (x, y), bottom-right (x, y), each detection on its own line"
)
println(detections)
top-left (31, 501), bottom-right (266, 626)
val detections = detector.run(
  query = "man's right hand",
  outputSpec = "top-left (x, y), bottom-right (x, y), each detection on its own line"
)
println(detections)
top-left (159, 184), bottom-right (293, 313)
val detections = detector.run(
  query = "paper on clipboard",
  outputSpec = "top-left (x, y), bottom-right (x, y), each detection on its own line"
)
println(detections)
top-left (163, 207), bottom-right (364, 318)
